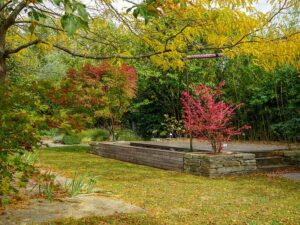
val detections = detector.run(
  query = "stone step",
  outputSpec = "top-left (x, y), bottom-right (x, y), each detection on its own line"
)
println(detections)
top-left (255, 156), bottom-right (285, 166)
top-left (253, 151), bottom-right (280, 158)
top-left (257, 164), bottom-right (292, 172)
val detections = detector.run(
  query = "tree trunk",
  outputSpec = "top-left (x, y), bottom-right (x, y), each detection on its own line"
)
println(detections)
top-left (111, 117), bottom-right (116, 142)
top-left (189, 132), bottom-right (193, 152)
top-left (0, 26), bottom-right (7, 84)
top-left (0, 55), bottom-right (6, 83)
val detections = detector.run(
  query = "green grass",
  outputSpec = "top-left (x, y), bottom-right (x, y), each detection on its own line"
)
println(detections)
top-left (37, 146), bottom-right (300, 225)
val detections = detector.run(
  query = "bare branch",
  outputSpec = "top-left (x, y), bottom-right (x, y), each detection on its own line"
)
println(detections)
top-left (29, 5), bottom-right (62, 18)
top-left (164, 23), bottom-right (190, 51)
top-left (185, 53), bottom-right (224, 60)
top-left (53, 44), bottom-right (171, 60)
top-left (227, 0), bottom-right (290, 50)
top-left (53, 43), bottom-right (225, 60)
top-left (4, 39), bottom-right (40, 56)
top-left (5, 0), bottom-right (27, 28)
top-left (15, 20), bottom-right (120, 50)
top-left (15, 20), bottom-right (63, 32)
top-left (0, 0), bottom-right (12, 12)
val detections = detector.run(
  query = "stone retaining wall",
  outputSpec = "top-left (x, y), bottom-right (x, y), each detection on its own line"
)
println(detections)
top-left (277, 150), bottom-right (300, 166)
top-left (184, 153), bottom-right (257, 178)
top-left (90, 143), bottom-right (257, 177)
top-left (90, 142), bottom-right (184, 171)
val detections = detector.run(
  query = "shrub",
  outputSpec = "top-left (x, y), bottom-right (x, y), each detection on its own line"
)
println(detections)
top-left (52, 135), bottom-right (64, 143)
top-left (117, 129), bottom-right (142, 141)
top-left (78, 128), bottom-right (110, 142)
top-left (271, 118), bottom-right (300, 142)
top-left (181, 82), bottom-right (250, 153)
top-left (62, 135), bottom-right (81, 145)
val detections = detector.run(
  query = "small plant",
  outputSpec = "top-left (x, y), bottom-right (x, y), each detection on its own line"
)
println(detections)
top-left (70, 177), bottom-right (85, 196)
top-left (86, 177), bottom-right (97, 194)
top-left (22, 152), bottom-right (38, 166)
top-left (37, 171), bottom-right (57, 201)
top-left (64, 173), bottom-right (99, 196)
top-left (43, 183), bottom-right (54, 201)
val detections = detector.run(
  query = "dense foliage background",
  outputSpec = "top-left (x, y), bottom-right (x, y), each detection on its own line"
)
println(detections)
top-left (124, 59), bottom-right (299, 141)
top-left (6, 51), bottom-right (299, 142)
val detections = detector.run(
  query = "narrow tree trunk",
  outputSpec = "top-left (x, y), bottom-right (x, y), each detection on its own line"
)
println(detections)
top-left (0, 55), bottom-right (6, 83)
top-left (111, 117), bottom-right (116, 142)
top-left (0, 26), bottom-right (7, 84)
top-left (189, 132), bottom-right (193, 152)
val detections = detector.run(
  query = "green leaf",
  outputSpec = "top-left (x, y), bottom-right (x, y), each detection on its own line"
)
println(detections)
top-left (53, 0), bottom-right (62, 6)
top-left (133, 8), bottom-right (140, 18)
top-left (64, 0), bottom-right (73, 14)
top-left (77, 4), bottom-right (89, 21)
top-left (61, 14), bottom-right (88, 35)
top-left (29, 23), bottom-right (36, 35)
top-left (61, 14), bottom-right (78, 35)
top-left (28, 9), bottom-right (46, 21)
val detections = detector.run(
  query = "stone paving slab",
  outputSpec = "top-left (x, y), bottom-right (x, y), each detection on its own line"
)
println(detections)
top-left (0, 195), bottom-right (144, 225)
top-left (129, 140), bottom-right (297, 152)
top-left (0, 170), bottom-right (144, 225)
top-left (272, 173), bottom-right (300, 181)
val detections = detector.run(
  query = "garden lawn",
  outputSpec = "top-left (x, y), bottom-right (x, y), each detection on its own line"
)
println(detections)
top-left (37, 146), bottom-right (300, 225)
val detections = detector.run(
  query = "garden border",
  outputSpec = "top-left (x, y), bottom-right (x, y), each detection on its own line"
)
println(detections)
top-left (90, 142), bottom-right (258, 177)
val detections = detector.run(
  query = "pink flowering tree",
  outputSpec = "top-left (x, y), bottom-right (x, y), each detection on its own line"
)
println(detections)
top-left (181, 82), bottom-right (250, 153)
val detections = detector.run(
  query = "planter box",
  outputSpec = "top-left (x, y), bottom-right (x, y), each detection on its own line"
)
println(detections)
top-left (184, 152), bottom-right (257, 178)
top-left (90, 142), bottom-right (184, 171)
top-left (90, 142), bottom-right (258, 177)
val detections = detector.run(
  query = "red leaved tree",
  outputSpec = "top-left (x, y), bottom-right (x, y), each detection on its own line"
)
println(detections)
top-left (49, 61), bottom-right (137, 139)
top-left (181, 82), bottom-right (250, 153)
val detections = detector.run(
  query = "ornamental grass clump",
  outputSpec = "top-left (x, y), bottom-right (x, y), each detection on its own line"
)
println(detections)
top-left (181, 82), bottom-right (250, 153)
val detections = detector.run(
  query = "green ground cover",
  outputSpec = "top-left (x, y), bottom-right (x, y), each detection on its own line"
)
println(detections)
top-left (37, 146), bottom-right (300, 225)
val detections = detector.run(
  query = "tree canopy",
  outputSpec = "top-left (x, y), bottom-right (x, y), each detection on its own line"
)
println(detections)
top-left (0, 0), bottom-right (299, 82)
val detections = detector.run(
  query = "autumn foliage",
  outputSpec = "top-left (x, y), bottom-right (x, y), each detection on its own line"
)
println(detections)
top-left (181, 82), bottom-right (250, 153)
top-left (49, 61), bottom-right (136, 134)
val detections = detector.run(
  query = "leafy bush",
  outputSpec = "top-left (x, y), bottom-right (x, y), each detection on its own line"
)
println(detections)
top-left (116, 129), bottom-right (142, 141)
top-left (62, 135), bottom-right (81, 145)
top-left (78, 129), bottom-right (110, 142)
top-left (0, 152), bottom-right (37, 205)
top-left (161, 114), bottom-right (184, 138)
top-left (0, 78), bottom-right (50, 206)
top-left (181, 82), bottom-right (250, 153)
top-left (271, 118), bottom-right (300, 142)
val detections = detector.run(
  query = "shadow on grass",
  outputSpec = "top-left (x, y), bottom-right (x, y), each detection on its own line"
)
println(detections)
top-left (51, 214), bottom-right (162, 225)
top-left (41, 146), bottom-right (90, 153)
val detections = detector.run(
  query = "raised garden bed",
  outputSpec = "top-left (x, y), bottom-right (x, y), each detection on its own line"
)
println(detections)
top-left (90, 142), bottom-right (258, 177)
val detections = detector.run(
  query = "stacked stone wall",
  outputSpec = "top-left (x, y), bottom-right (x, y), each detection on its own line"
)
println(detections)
top-left (91, 143), bottom-right (184, 171)
top-left (91, 143), bottom-right (258, 177)
top-left (184, 153), bottom-right (257, 177)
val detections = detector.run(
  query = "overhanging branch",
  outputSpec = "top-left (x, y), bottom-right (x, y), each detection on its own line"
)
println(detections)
top-left (4, 39), bottom-right (41, 56)
top-left (185, 53), bottom-right (224, 60)
top-left (54, 44), bottom-right (224, 60)
top-left (53, 44), bottom-right (172, 59)
top-left (3, 37), bottom-right (225, 61)
top-left (0, 0), bottom-right (12, 12)
top-left (5, 1), bottom-right (27, 28)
